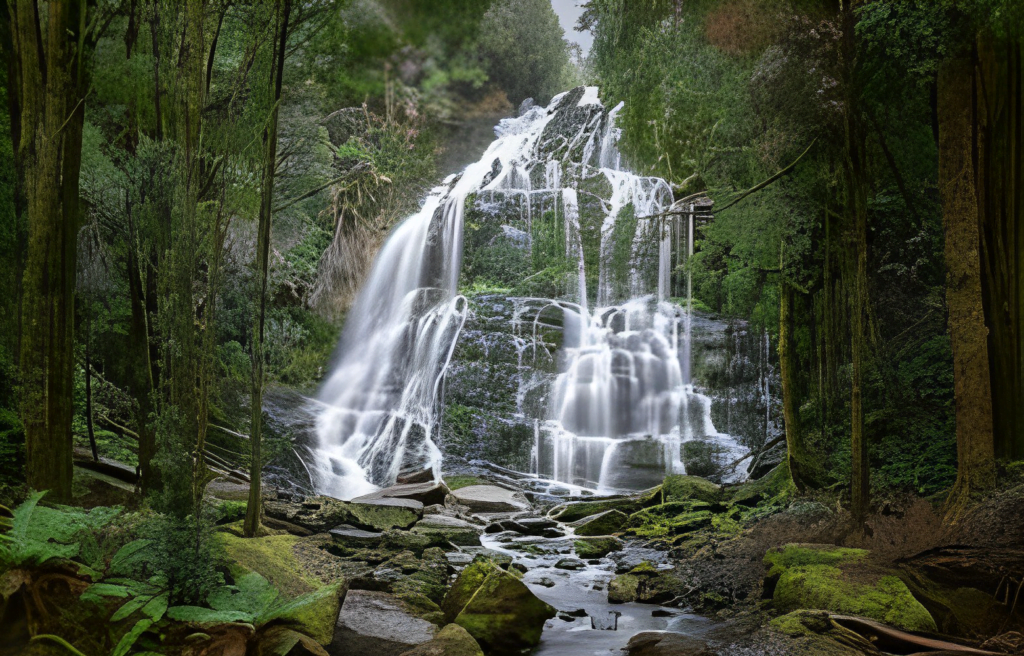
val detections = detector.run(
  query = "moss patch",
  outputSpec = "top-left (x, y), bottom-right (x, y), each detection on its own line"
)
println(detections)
top-left (216, 529), bottom-right (322, 598)
top-left (445, 475), bottom-right (487, 490)
top-left (573, 537), bottom-right (622, 559)
top-left (662, 475), bottom-right (722, 504)
top-left (764, 544), bottom-right (936, 633)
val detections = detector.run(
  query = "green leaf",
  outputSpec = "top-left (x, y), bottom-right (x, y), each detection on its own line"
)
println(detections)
top-left (141, 592), bottom-right (169, 621)
top-left (111, 618), bottom-right (153, 656)
top-left (81, 582), bottom-right (131, 603)
top-left (109, 539), bottom-right (155, 576)
top-left (110, 594), bottom-right (153, 622)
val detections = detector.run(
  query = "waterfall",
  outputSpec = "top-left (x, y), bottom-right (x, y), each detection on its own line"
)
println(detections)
top-left (312, 87), bottom-right (750, 499)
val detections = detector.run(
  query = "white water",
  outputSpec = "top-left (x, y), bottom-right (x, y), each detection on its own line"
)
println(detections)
top-left (312, 88), bottom-right (748, 498)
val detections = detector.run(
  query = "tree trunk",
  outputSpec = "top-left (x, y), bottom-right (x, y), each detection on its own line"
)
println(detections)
top-left (937, 53), bottom-right (997, 522)
top-left (127, 211), bottom-right (157, 490)
top-left (779, 269), bottom-right (815, 490)
top-left (245, 0), bottom-right (292, 538)
top-left (975, 35), bottom-right (1024, 463)
top-left (11, 1), bottom-right (90, 501)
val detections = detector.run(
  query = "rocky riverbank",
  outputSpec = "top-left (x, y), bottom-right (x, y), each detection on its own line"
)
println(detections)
top-left (197, 462), bottom-right (1024, 656)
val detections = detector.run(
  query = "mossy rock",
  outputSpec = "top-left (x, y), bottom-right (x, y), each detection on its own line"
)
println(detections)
top-left (347, 498), bottom-right (423, 531)
top-left (444, 475), bottom-right (487, 490)
top-left (216, 530), bottom-right (322, 598)
top-left (442, 558), bottom-right (556, 655)
top-left (552, 497), bottom-right (639, 523)
top-left (399, 623), bottom-right (485, 656)
top-left (626, 502), bottom-right (715, 539)
top-left (573, 509), bottom-right (628, 536)
top-left (662, 475), bottom-right (721, 504)
top-left (573, 537), bottom-right (623, 559)
top-left (608, 574), bottom-right (640, 603)
top-left (769, 610), bottom-right (879, 656)
top-left (730, 462), bottom-right (795, 507)
top-left (764, 544), bottom-right (936, 633)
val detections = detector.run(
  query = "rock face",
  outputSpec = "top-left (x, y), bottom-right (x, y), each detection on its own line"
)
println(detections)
top-left (763, 544), bottom-right (937, 633)
top-left (442, 558), bottom-right (556, 655)
top-left (330, 590), bottom-right (438, 656)
top-left (572, 509), bottom-right (628, 536)
top-left (398, 624), bottom-right (484, 656)
top-left (450, 485), bottom-right (530, 513)
top-left (626, 632), bottom-right (712, 656)
top-left (410, 515), bottom-right (483, 547)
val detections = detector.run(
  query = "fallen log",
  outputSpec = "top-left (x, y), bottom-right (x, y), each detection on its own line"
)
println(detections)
top-left (830, 614), bottom-right (1002, 655)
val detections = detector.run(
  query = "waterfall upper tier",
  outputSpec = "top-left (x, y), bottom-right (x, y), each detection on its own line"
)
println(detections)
top-left (310, 87), bottom-right (758, 499)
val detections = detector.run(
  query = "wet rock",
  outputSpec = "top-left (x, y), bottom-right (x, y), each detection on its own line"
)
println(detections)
top-left (441, 558), bottom-right (556, 656)
top-left (536, 577), bottom-right (556, 588)
top-left (747, 440), bottom-right (786, 480)
top-left (608, 563), bottom-right (681, 605)
top-left (551, 488), bottom-right (659, 523)
top-left (500, 517), bottom-right (557, 535)
top-left (573, 509), bottom-right (628, 536)
top-left (625, 632), bottom-right (712, 656)
top-left (397, 467), bottom-right (437, 485)
top-left (330, 590), bottom-right (438, 656)
top-left (574, 536), bottom-right (623, 559)
top-left (764, 544), bottom-right (936, 633)
top-left (381, 529), bottom-right (433, 555)
top-left (590, 610), bottom-right (622, 630)
top-left (411, 515), bottom-right (483, 547)
top-left (356, 482), bottom-right (450, 508)
top-left (330, 525), bottom-right (384, 549)
top-left (398, 624), bottom-right (484, 656)
top-left (347, 497), bottom-right (424, 531)
top-left (450, 485), bottom-right (530, 513)
top-left (444, 552), bottom-right (475, 571)
top-left (554, 558), bottom-right (585, 570)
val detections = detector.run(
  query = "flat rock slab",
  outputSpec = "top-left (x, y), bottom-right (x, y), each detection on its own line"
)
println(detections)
top-left (355, 482), bottom-right (450, 507)
top-left (347, 497), bottom-right (423, 530)
top-left (450, 485), bottom-right (531, 513)
top-left (330, 524), bottom-right (383, 548)
top-left (331, 590), bottom-right (437, 656)
top-left (411, 515), bottom-right (482, 547)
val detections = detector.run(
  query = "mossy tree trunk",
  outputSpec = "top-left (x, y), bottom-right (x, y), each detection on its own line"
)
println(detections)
top-left (245, 0), bottom-right (292, 538)
top-left (9, 1), bottom-right (94, 501)
top-left (780, 273), bottom-right (815, 491)
top-left (937, 52), bottom-right (997, 522)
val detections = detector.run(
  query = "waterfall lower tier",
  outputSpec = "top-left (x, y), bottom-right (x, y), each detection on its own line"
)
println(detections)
top-left (311, 87), bottom-right (759, 499)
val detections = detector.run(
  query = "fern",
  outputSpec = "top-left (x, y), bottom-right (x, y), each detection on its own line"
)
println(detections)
top-left (0, 492), bottom-right (123, 571)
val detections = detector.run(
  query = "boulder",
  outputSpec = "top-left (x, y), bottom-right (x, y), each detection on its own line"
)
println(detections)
top-left (347, 497), bottom-right (423, 531)
top-left (330, 525), bottom-right (383, 549)
top-left (625, 632), bottom-right (712, 656)
top-left (355, 482), bottom-right (450, 508)
top-left (265, 495), bottom-right (354, 533)
top-left (450, 485), bottom-right (530, 513)
top-left (573, 509), bottom-right (628, 536)
top-left (574, 537), bottom-right (623, 559)
top-left (410, 515), bottom-right (483, 547)
top-left (497, 517), bottom-right (558, 536)
top-left (398, 624), bottom-right (484, 656)
top-left (768, 610), bottom-right (882, 656)
top-left (554, 558), bottom-right (585, 570)
top-left (662, 475), bottom-right (722, 504)
top-left (442, 559), bottom-right (556, 656)
top-left (330, 590), bottom-right (438, 656)
top-left (608, 563), bottom-right (681, 605)
top-left (763, 544), bottom-right (936, 633)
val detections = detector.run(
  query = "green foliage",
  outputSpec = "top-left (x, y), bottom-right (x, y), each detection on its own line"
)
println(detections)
top-left (0, 492), bottom-right (122, 571)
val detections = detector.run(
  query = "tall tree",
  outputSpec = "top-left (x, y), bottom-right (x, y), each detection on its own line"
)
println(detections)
top-left (7, 1), bottom-right (96, 500)
top-left (937, 50), bottom-right (997, 522)
top-left (245, 0), bottom-right (292, 538)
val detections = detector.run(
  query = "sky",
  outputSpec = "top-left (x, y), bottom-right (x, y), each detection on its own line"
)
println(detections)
top-left (550, 0), bottom-right (593, 56)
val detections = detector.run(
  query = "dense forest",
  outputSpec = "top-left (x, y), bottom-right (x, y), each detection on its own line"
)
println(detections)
top-left (0, 1), bottom-right (1022, 655)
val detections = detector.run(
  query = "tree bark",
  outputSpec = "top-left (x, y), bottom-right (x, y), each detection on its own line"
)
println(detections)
top-left (779, 267), bottom-right (815, 490)
top-left (937, 53), bottom-right (997, 522)
top-left (10, 1), bottom-right (91, 501)
top-left (975, 35), bottom-right (1024, 463)
top-left (245, 0), bottom-right (292, 538)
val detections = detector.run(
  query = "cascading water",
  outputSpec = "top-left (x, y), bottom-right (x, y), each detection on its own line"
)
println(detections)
top-left (312, 87), bottom-right (750, 499)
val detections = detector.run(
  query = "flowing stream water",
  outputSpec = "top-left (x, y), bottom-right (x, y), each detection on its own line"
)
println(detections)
top-left (311, 87), bottom-right (752, 500)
